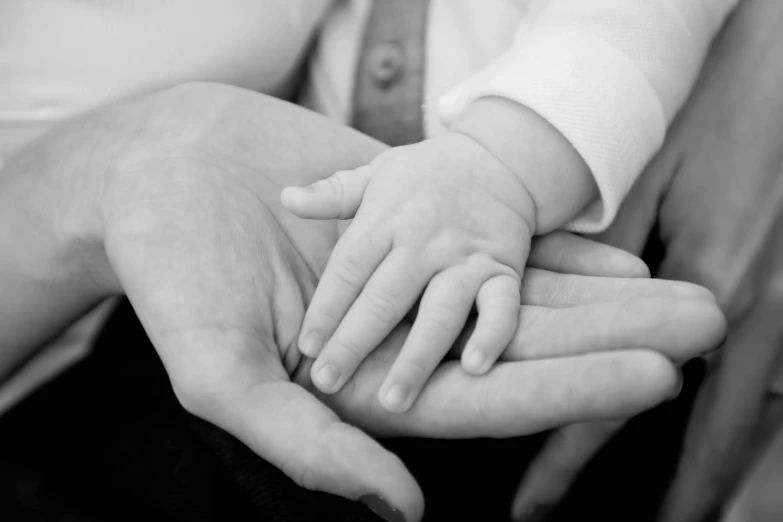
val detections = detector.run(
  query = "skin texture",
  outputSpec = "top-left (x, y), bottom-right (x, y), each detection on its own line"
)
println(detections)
top-left (287, 132), bottom-right (534, 413)
top-left (512, 1), bottom-right (783, 520)
top-left (282, 97), bottom-right (595, 414)
top-left (0, 83), bottom-right (728, 522)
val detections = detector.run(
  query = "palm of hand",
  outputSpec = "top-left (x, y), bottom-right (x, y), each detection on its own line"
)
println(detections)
top-left (76, 84), bottom-right (424, 517)
top-left (64, 83), bottom-right (722, 522)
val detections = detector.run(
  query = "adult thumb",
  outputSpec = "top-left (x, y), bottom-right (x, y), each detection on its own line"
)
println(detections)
top-left (193, 374), bottom-right (423, 522)
top-left (120, 284), bottom-right (422, 521)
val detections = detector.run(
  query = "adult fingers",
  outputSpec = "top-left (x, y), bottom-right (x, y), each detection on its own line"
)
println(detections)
top-left (105, 215), bottom-right (422, 520)
top-left (328, 328), bottom-right (681, 439)
top-left (504, 298), bottom-right (725, 362)
top-left (406, 351), bottom-right (678, 438)
top-left (511, 421), bottom-right (627, 521)
top-left (520, 268), bottom-right (715, 308)
top-left (281, 166), bottom-right (373, 220)
top-left (159, 329), bottom-right (423, 522)
top-left (529, 232), bottom-right (650, 278)
top-left (230, 381), bottom-right (420, 522)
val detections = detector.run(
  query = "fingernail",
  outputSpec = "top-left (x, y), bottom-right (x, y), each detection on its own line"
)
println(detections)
top-left (465, 350), bottom-right (486, 373)
top-left (299, 332), bottom-right (323, 357)
top-left (667, 370), bottom-right (684, 401)
top-left (516, 504), bottom-right (555, 522)
top-left (381, 384), bottom-right (409, 412)
top-left (360, 494), bottom-right (406, 522)
top-left (316, 364), bottom-right (341, 392)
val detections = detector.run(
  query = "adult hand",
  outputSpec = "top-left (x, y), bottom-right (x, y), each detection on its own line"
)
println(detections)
top-left (0, 83), bottom-right (724, 522)
top-left (512, 1), bottom-right (783, 520)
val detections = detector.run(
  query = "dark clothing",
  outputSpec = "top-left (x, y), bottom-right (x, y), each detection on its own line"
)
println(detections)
top-left (0, 294), bottom-right (704, 521)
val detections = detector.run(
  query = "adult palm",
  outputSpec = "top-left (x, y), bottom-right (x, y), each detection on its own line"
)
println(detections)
top-left (16, 83), bottom-right (724, 521)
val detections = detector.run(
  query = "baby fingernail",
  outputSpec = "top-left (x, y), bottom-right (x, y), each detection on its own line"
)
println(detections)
top-left (360, 494), bottom-right (406, 522)
top-left (299, 332), bottom-right (322, 357)
top-left (465, 350), bottom-right (486, 373)
top-left (316, 364), bottom-right (341, 392)
top-left (382, 384), bottom-right (409, 412)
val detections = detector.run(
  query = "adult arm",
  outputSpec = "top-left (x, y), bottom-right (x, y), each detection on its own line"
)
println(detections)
top-left (0, 114), bottom-right (125, 381)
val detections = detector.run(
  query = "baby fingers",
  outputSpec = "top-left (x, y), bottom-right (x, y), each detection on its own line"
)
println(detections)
top-left (378, 263), bottom-right (516, 413)
top-left (298, 223), bottom-right (389, 359)
top-left (281, 166), bottom-right (373, 220)
top-left (309, 248), bottom-right (431, 394)
top-left (461, 274), bottom-right (521, 374)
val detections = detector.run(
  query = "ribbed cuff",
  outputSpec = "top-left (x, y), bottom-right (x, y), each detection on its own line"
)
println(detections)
top-left (438, 25), bottom-right (666, 233)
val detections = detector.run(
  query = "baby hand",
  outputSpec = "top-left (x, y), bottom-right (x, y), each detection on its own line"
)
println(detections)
top-left (281, 132), bottom-right (536, 412)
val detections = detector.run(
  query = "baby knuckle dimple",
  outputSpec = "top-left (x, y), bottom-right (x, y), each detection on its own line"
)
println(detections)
top-left (307, 300), bottom-right (343, 327)
top-left (395, 356), bottom-right (434, 384)
top-left (329, 256), bottom-right (368, 290)
top-left (482, 283), bottom-right (521, 308)
top-left (424, 302), bottom-right (464, 332)
top-left (329, 336), bottom-right (368, 367)
top-left (421, 232), bottom-right (471, 263)
top-left (362, 290), bottom-right (403, 324)
top-left (468, 251), bottom-right (520, 277)
top-left (323, 175), bottom-right (346, 200)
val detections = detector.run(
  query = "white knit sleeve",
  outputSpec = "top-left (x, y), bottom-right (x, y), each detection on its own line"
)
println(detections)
top-left (438, 0), bottom-right (739, 233)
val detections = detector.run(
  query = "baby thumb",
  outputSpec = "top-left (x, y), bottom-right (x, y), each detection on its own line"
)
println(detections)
top-left (281, 166), bottom-right (372, 220)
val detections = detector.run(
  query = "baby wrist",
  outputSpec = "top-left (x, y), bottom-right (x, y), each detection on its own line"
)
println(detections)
top-left (450, 96), bottom-right (597, 234)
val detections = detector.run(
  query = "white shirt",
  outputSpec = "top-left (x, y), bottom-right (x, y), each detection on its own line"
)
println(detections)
top-left (0, 0), bottom-right (328, 163)
top-left (302, 0), bottom-right (740, 232)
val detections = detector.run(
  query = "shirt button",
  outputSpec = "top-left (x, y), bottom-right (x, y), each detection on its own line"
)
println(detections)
top-left (367, 41), bottom-right (405, 89)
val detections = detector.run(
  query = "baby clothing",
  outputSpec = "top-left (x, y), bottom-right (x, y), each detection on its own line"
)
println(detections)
top-left (302, 0), bottom-right (740, 232)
